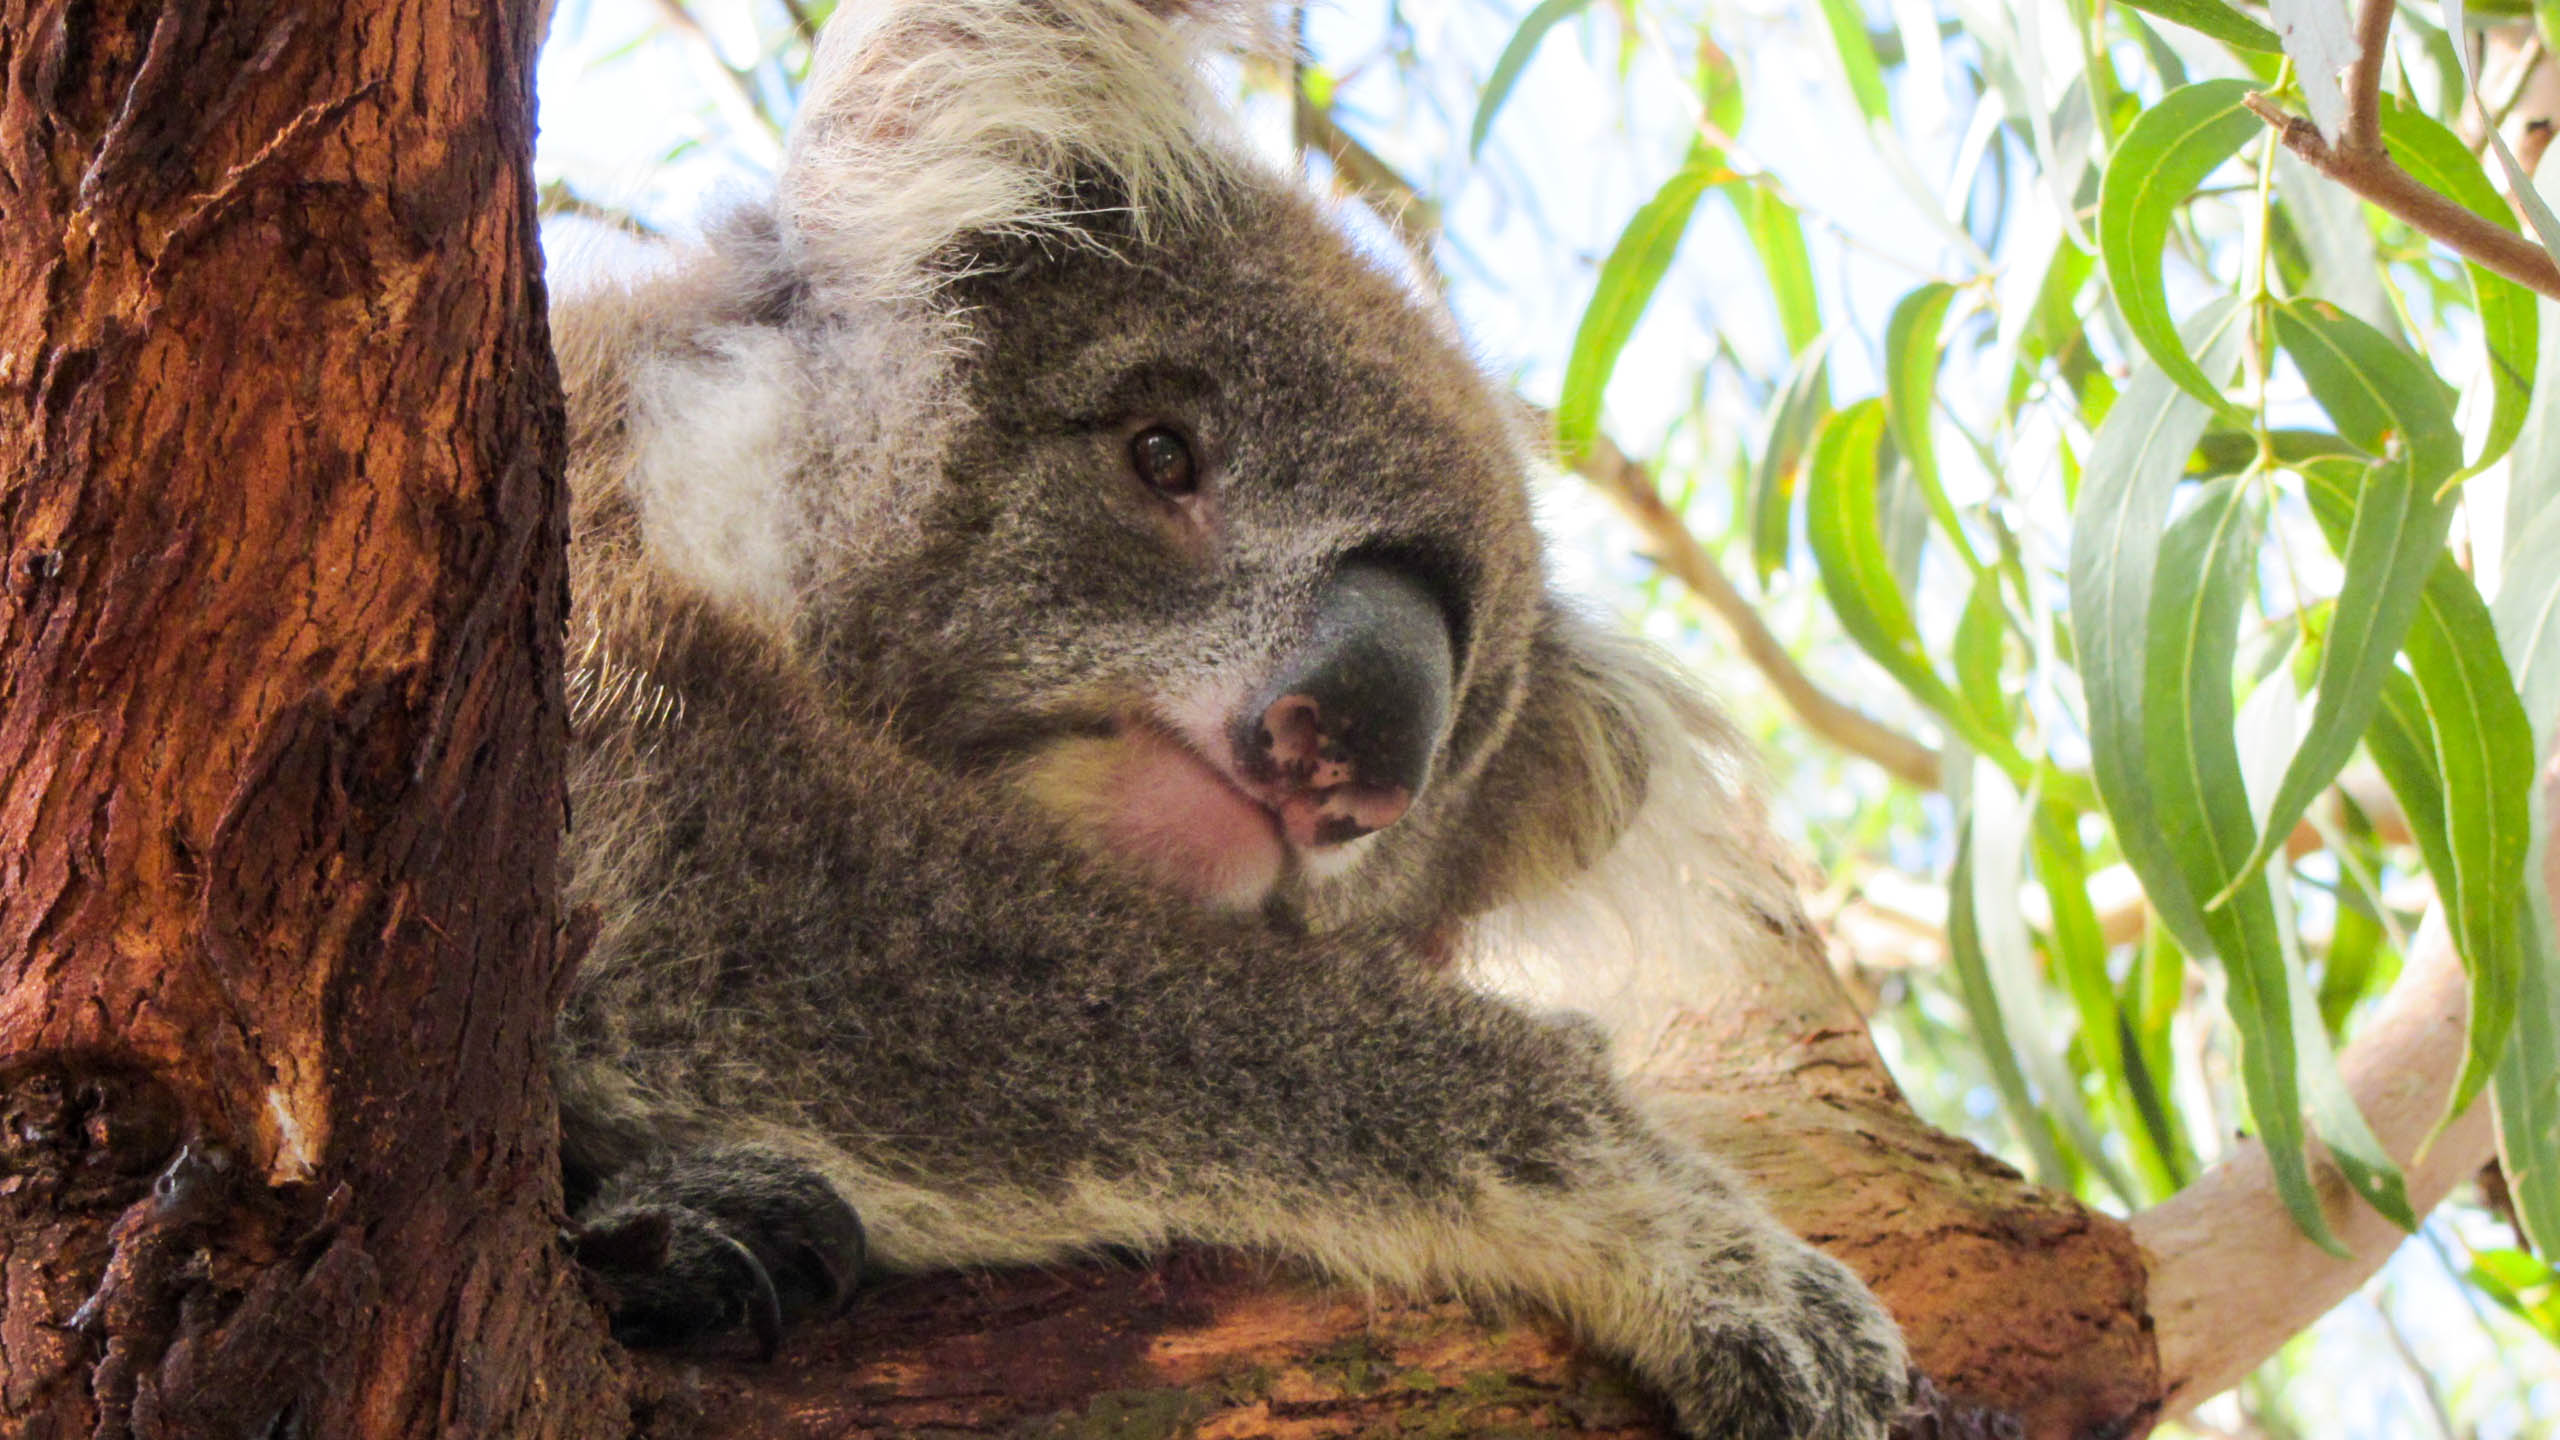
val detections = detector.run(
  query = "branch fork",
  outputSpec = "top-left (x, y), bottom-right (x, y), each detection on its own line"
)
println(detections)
top-left (2249, 2), bottom-right (2560, 300)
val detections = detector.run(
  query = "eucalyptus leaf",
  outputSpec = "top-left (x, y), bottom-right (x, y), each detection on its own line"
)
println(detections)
top-left (2375, 99), bottom-right (2537, 473)
top-left (2070, 296), bottom-right (2249, 961)
top-left (1556, 155), bottom-right (1720, 462)
top-left (2207, 303), bottom-right (2460, 907)
top-left (2117, 0), bottom-right (2286, 51)
top-left (2145, 477), bottom-right (2350, 1253)
top-left (2096, 79), bottom-right (2260, 417)
top-left (1470, 0), bottom-right (1595, 158)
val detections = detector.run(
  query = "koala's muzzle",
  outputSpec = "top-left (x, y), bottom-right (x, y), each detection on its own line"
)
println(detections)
top-left (1235, 561), bottom-right (1454, 845)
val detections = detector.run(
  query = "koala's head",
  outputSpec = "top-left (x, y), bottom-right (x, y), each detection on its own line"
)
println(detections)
top-left (623, 0), bottom-right (1657, 944)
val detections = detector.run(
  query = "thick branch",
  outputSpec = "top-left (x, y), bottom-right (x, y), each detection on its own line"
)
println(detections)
top-left (2131, 910), bottom-right (2495, 1417)
top-left (2248, 92), bottom-right (2560, 299)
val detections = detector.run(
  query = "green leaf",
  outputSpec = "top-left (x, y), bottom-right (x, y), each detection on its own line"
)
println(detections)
top-left (2069, 296), bottom-right (2248, 961)
top-left (1469, 0), bottom-right (1595, 158)
top-left (1815, 0), bottom-right (1891, 124)
top-left (1970, 766), bottom-right (2135, 1204)
top-left (1748, 337), bottom-right (1831, 588)
top-left (2275, 867), bottom-right (2422, 1229)
top-left (1555, 157), bottom-right (1720, 463)
top-left (1946, 811), bottom-right (2074, 1188)
top-left (2115, 0), bottom-right (2284, 52)
top-left (1807, 401), bottom-right (1944, 702)
top-left (2307, 446), bottom-right (2530, 1119)
top-left (2031, 796), bottom-right (2185, 1197)
top-left (2376, 99), bottom-right (2538, 472)
top-left (2488, 447), bottom-right (2560, 1255)
top-left (2277, 299), bottom-right (2463, 475)
top-left (1807, 399), bottom-right (2023, 769)
top-left (1729, 182), bottom-right (1824, 352)
top-left (1954, 570), bottom-right (2009, 733)
top-left (1882, 281), bottom-right (1981, 571)
top-left (2205, 303), bottom-right (2461, 907)
top-left (2494, 907), bottom-right (2560, 1254)
top-left (2143, 478), bottom-right (2349, 1253)
top-left (2096, 79), bottom-right (2260, 418)
top-left (2365, 656), bottom-right (2528, 1118)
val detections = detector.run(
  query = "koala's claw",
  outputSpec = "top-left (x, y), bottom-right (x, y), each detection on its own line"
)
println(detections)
top-left (1664, 1245), bottom-right (1909, 1440)
top-left (571, 1146), bottom-right (868, 1357)
top-left (573, 1203), bottom-right (788, 1356)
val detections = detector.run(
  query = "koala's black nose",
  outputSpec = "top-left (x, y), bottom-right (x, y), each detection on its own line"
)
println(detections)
top-left (1234, 561), bottom-right (1454, 846)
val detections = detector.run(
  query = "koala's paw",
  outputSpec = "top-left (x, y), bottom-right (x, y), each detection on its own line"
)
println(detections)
top-left (571, 1146), bottom-right (867, 1357)
top-left (1662, 1243), bottom-right (1909, 1440)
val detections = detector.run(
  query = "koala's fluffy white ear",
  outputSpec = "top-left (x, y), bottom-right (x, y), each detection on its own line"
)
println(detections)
top-left (1462, 616), bottom-right (1817, 1062)
top-left (778, 0), bottom-right (1270, 305)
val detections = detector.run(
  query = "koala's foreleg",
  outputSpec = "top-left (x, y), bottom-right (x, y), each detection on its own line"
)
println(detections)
top-left (562, 649), bottom-right (1905, 1439)
top-left (794, 977), bottom-right (1907, 1440)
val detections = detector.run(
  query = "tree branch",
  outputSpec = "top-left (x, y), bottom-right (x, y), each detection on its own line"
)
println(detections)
top-left (2246, 93), bottom-right (2560, 301)
top-left (1289, 90), bottom-right (1441, 267)
top-left (2131, 907), bottom-right (2497, 1418)
top-left (2344, 0), bottom-right (2396, 153)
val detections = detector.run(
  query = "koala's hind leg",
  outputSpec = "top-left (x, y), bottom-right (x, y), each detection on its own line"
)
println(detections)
top-left (569, 1143), bottom-right (868, 1356)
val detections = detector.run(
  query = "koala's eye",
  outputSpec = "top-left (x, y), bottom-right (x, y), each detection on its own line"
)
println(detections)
top-left (1129, 426), bottom-right (1199, 497)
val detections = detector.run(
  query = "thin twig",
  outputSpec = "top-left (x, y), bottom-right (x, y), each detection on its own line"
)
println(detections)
top-left (2344, 0), bottom-right (2396, 153)
top-left (1289, 91), bottom-right (1441, 266)
top-left (778, 0), bottom-right (820, 47)
top-left (537, 180), bottom-right (659, 236)
top-left (1569, 429), bottom-right (1946, 791)
top-left (2247, 92), bottom-right (2560, 299)
top-left (649, 0), bottom-right (784, 140)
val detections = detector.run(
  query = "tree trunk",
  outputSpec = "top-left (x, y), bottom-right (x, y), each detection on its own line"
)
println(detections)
top-left (0, 3), bottom-right (620, 1436)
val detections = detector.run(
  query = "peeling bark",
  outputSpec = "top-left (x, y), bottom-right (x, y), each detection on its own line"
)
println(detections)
top-left (0, 2), bottom-right (620, 1435)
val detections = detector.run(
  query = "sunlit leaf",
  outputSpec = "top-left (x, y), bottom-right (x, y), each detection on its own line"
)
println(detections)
top-left (2070, 297), bottom-right (2248, 962)
top-left (1729, 181), bottom-right (1824, 353)
top-left (1970, 764), bottom-right (2135, 1203)
top-left (1806, 401), bottom-right (1947, 706)
top-left (2096, 79), bottom-right (2260, 417)
top-left (2207, 302), bottom-right (2460, 906)
top-left (2117, 0), bottom-right (2285, 51)
top-left (2271, 0), bottom-right (2356, 140)
top-left (1954, 570), bottom-right (2009, 732)
top-left (1556, 155), bottom-right (1720, 462)
top-left (2144, 477), bottom-right (2352, 1253)
top-left (2376, 99), bottom-right (2538, 472)
top-left (1883, 281), bottom-right (1980, 570)
top-left (1816, 0), bottom-right (1891, 124)
top-left (1749, 337), bottom-right (1832, 588)
top-left (1808, 399), bottom-right (2023, 769)
top-left (1470, 0), bottom-right (1595, 157)
top-left (1947, 806), bottom-right (2074, 1187)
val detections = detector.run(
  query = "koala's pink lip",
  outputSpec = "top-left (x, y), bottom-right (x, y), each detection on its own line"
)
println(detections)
top-left (1104, 720), bottom-right (1289, 905)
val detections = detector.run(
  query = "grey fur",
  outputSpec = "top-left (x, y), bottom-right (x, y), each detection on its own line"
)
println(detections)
top-left (549, 3), bottom-right (1907, 1436)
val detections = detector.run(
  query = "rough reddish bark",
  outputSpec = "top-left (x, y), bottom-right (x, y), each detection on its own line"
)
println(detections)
top-left (0, 3), bottom-right (621, 1436)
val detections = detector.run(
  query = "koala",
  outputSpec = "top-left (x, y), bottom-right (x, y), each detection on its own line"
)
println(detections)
top-left (545, 2), bottom-right (1910, 1437)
